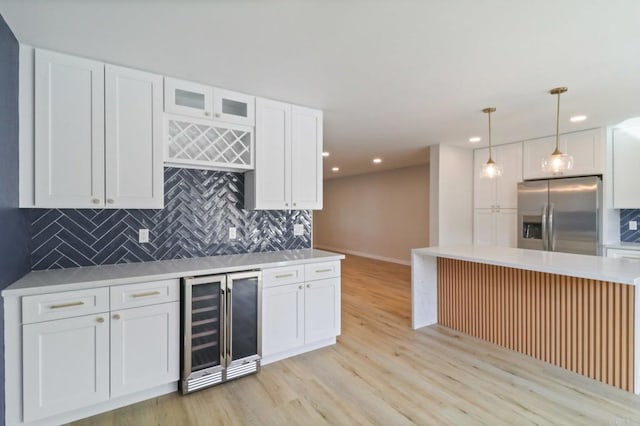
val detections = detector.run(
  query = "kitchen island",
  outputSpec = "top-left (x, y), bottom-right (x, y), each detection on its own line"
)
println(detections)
top-left (412, 245), bottom-right (640, 394)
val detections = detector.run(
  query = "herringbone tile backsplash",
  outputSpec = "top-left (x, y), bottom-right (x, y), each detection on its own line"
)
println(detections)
top-left (29, 168), bottom-right (311, 270)
top-left (620, 209), bottom-right (640, 243)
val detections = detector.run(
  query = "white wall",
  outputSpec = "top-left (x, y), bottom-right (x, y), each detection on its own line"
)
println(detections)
top-left (313, 165), bottom-right (429, 265)
top-left (429, 144), bottom-right (473, 246)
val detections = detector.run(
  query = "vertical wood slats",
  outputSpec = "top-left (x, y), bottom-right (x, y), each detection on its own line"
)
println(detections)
top-left (437, 258), bottom-right (635, 392)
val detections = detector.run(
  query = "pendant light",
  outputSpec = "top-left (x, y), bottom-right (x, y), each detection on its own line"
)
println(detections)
top-left (480, 107), bottom-right (503, 179)
top-left (542, 87), bottom-right (574, 174)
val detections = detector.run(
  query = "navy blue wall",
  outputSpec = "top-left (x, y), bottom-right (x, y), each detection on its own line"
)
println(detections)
top-left (0, 13), bottom-right (30, 421)
top-left (29, 168), bottom-right (312, 270)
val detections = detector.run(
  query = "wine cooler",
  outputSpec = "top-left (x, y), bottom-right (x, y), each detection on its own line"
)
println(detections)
top-left (180, 271), bottom-right (261, 394)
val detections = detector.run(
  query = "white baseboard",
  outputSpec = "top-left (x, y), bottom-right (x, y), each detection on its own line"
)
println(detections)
top-left (314, 245), bottom-right (411, 266)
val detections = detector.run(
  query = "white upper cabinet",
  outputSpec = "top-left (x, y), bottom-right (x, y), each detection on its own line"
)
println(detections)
top-left (245, 98), bottom-right (323, 210)
top-left (523, 129), bottom-right (603, 180)
top-left (164, 77), bottom-right (213, 119)
top-left (30, 48), bottom-right (164, 209)
top-left (473, 142), bottom-right (522, 210)
top-left (291, 106), bottom-right (323, 210)
top-left (612, 126), bottom-right (640, 208)
top-left (246, 98), bottom-right (292, 209)
top-left (34, 49), bottom-right (105, 208)
top-left (105, 65), bottom-right (164, 209)
top-left (213, 88), bottom-right (255, 126)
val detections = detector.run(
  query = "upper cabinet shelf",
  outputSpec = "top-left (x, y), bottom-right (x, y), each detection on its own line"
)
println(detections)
top-left (164, 77), bottom-right (255, 127)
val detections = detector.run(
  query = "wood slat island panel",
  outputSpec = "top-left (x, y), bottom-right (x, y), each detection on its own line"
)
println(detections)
top-left (437, 257), bottom-right (635, 392)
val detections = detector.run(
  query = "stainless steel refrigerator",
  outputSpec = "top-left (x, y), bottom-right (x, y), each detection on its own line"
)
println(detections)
top-left (517, 176), bottom-right (602, 256)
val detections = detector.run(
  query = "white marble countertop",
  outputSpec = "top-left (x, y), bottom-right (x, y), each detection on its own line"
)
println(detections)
top-left (3, 249), bottom-right (345, 297)
top-left (412, 245), bottom-right (640, 285)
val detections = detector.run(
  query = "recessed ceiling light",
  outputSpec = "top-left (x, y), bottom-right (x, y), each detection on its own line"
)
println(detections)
top-left (322, 152), bottom-right (330, 157)
top-left (469, 136), bottom-right (482, 143)
top-left (331, 167), bottom-right (339, 172)
top-left (373, 158), bottom-right (382, 164)
top-left (570, 115), bottom-right (587, 123)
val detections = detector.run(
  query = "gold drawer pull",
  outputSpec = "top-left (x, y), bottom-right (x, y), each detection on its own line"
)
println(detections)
top-left (131, 291), bottom-right (161, 298)
top-left (275, 273), bottom-right (294, 279)
top-left (50, 301), bottom-right (84, 309)
top-left (315, 268), bottom-right (332, 273)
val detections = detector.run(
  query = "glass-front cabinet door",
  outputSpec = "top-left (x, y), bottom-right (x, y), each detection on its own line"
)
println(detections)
top-left (165, 77), bottom-right (214, 119)
top-left (213, 88), bottom-right (255, 126)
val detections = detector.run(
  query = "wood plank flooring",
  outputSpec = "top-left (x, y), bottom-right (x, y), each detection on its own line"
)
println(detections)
top-left (72, 255), bottom-right (640, 425)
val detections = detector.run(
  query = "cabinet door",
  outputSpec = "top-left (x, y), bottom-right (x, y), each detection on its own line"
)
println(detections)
top-left (23, 314), bottom-right (109, 422)
top-left (523, 136), bottom-right (555, 180)
top-left (613, 127), bottom-right (640, 208)
top-left (34, 49), bottom-right (105, 208)
top-left (110, 302), bottom-right (180, 398)
top-left (291, 106), bottom-right (323, 210)
top-left (495, 143), bottom-right (522, 209)
top-left (164, 77), bottom-right (213, 119)
top-left (247, 98), bottom-right (292, 210)
top-left (473, 209), bottom-right (496, 246)
top-left (304, 277), bottom-right (340, 343)
top-left (262, 283), bottom-right (304, 356)
top-left (564, 129), bottom-right (603, 176)
top-left (495, 209), bottom-right (518, 248)
top-left (473, 147), bottom-right (496, 209)
top-left (105, 65), bottom-right (164, 209)
top-left (213, 88), bottom-right (255, 126)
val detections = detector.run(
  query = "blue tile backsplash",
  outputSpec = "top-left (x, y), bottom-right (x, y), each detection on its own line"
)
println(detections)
top-left (29, 168), bottom-right (311, 270)
top-left (620, 209), bottom-right (640, 243)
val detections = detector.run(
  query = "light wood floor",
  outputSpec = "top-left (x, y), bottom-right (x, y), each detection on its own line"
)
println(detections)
top-left (72, 255), bottom-right (640, 425)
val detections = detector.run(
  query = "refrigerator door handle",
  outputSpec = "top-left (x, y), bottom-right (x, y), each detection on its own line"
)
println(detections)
top-left (548, 202), bottom-right (555, 252)
top-left (541, 203), bottom-right (548, 251)
top-left (227, 280), bottom-right (233, 364)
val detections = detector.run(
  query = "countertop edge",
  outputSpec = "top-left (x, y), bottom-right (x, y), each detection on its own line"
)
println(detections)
top-left (2, 249), bottom-right (346, 298)
top-left (412, 246), bottom-right (640, 286)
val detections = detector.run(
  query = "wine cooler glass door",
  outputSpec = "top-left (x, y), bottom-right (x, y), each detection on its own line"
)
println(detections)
top-left (227, 272), bottom-right (262, 367)
top-left (182, 275), bottom-right (226, 381)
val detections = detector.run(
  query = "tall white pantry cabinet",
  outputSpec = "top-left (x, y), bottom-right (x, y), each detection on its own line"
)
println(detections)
top-left (24, 48), bottom-right (164, 209)
top-left (473, 143), bottom-right (522, 247)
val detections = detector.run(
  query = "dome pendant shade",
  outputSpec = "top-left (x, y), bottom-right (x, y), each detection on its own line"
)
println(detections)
top-left (543, 87), bottom-right (574, 175)
top-left (479, 107), bottom-right (503, 179)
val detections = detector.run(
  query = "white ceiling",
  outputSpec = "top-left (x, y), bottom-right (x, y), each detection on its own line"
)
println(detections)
top-left (2, 0), bottom-right (640, 178)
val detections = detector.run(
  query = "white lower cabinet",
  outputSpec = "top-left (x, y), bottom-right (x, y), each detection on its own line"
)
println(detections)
top-left (304, 278), bottom-right (340, 343)
top-left (20, 280), bottom-right (179, 424)
top-left (474, 208), bottom-right (517, 247)
top-left (22, 314), bottom-right (110, 422)
top-left (262, 262), bottom-right (341, 363)
top-left (110, 302), bottom-right (180, 398)
top-left (262, 283), bottom-right (305, 355)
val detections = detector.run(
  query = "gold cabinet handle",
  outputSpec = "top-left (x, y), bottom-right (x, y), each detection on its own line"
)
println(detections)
top-left (315, 268), bottom-right (332, 273)
top-left (275, 273), bottom-right (294, 279)
top-left (96, 317), bottom-right (104, 323)
top-left (107, 199), bottom-right (114, 204)
top-left (50, 301), bottom-right (84, 309)
top-left (113, 314), bottom-right (121, 320)
top-left (307, 284), bottom-right (310, 288)
top-left (91, 198), bottom-right (100, 204)
top-left (131, 291), bottom-right (161, 298)
top-left (298, 285), bottom-right (303, 290)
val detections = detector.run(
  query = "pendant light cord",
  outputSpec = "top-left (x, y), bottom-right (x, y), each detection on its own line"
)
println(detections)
top-left (488, 110), bottom-right (493, 160)
top-left (555, 90), bottom-right (560, 151)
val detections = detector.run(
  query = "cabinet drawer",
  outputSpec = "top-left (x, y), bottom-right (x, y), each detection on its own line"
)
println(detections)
top-left (304, 261), bottom-right (341, 281)
top-left (262, 265), bottom-right (305, 287)
top-left (110, 279), bottom-right (179, 310)
top-left (22, 288), bottom-right (109, 324)
top-left (606, 248), bottom-right (640, 260)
